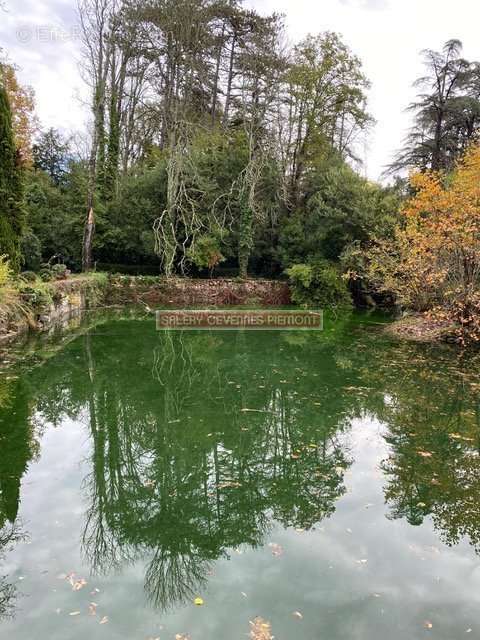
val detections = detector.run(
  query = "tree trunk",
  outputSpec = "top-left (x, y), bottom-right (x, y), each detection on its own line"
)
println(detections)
top-left (82, 205), bottom-right (95, 272)
top-left (211, 22), bottom-right (225, 125)
top-left (223, 34), bottom-right (236, 126)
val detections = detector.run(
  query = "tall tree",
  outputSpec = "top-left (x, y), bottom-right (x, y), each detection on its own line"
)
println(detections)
top-left (0, 62), bottom-right (36, 168)
top-left (391, 40), bottom-right (480, 173)
top-left (281, 32), bottom-right (372, 208)
top-left (0, 74), bottom-right (24, 270)
top-left (32, 128), bottom-right (71, 186)
top-left (233, 12), bottom-right (285, 277)
top-left (78, 0), bottom-right (116, 271)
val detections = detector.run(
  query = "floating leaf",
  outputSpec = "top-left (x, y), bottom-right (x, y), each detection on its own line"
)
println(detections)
top-left (268, 542), bottom-right (283, 557)
top-left (194, 597), bottom-right (204, 606)
top-left (249, 617), bottom-right (273, 640)
top-left (72, 578), bottom-right (87, 591)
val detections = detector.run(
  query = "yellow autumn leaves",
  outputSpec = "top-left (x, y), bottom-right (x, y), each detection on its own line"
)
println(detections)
top-left (368, 143), bottom-right (480, 344)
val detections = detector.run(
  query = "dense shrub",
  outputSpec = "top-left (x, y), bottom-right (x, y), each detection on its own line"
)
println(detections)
top-left (286, 260), bottom-right (352, 309)
top-left (187, 234), bottom-right (226, 276)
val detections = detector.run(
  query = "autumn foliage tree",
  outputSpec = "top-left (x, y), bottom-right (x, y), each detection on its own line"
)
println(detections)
top-left (0, 63), bottom-right (36, 167)
top-left (367, 144), bottom-right (480, 344)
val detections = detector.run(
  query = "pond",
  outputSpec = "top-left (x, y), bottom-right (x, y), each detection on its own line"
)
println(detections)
top-left (1, 310), bottom-right (480, 639)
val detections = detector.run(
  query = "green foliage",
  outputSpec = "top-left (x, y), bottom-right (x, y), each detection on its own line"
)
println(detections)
top-left (32, 128), bottom-right (71, 186)
top-left (0, 255), bottom-right (25, 319)
top-left (286, 260), bottom-right (352, 309)
top-left (187, 234), bottom-right (225, 275)
top-left (0, 82), bottom-right (24, 270)
top-left (0, 255), bottom-right (11, 291)
top-left (18, 281), bottom-right (53, 308)
top-left (20, 229), bottom-right (42, 271)
top-left (391, 40), bottom-right (480, 173)
top-left (39, 268), bottom-right (53, 282)
top-left (23, 163), bottom-right (87, 269)
top-left (278, 157), bottom-right (400, 276)
top-left (98, 160), bottom-right (168, 266)
top-left (51, 263), bottom-right (68, 278)
top-left (19, 270), bottom-right (37, 283)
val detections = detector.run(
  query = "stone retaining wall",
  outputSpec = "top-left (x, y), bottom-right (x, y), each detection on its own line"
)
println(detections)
top-left (105, 276), bottom-right (291, 308)
top-left (0, 275), bottom-right (291, 346)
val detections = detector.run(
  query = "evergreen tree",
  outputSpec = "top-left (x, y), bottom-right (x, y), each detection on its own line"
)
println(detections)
top-left (0, 77), bottom-right (24, 270)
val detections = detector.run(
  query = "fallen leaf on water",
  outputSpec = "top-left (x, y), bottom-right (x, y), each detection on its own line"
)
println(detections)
top-left (292, 611), bottom-right (303, 619)
top-left (194, 597), bottom-right (204, 606)
top-left (72, 578), bottom-right (87, 591)
top-left (69, 611), bottom-right (81, 616)
top-left (268, 542), bottom-right (283, 557)
top-left (249, 617), bottom-right (273, 640)
top-left (99, 616), bottom-right (109, 625)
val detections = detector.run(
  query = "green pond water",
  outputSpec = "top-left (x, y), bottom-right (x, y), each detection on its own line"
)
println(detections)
top-left (1, 310), bottom-right (480, 639)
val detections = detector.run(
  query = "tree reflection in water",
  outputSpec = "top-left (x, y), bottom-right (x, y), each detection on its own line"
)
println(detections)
top-left (0, 377), bottom-right (33, 620)
top-left (1, 312), bottom-right (480, 616)
top-left (80, 325), bottom-right (353, 610)
top-left (376, 345), bottom-right (480, 550)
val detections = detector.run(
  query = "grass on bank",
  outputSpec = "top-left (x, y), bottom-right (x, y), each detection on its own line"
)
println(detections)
top-left (0, 255), bottom-right (109, 333)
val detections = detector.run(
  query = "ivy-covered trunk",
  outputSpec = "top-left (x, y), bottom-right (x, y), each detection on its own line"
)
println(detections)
top-left (238, 199), bottom-right (254, 279)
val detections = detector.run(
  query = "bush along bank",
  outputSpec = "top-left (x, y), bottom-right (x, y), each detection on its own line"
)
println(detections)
top-left (0, 261), bottom-right (109, 345)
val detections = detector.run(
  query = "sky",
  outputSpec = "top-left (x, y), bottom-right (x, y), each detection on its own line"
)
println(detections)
top-left (1, 0), bottom-right (480, 181)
